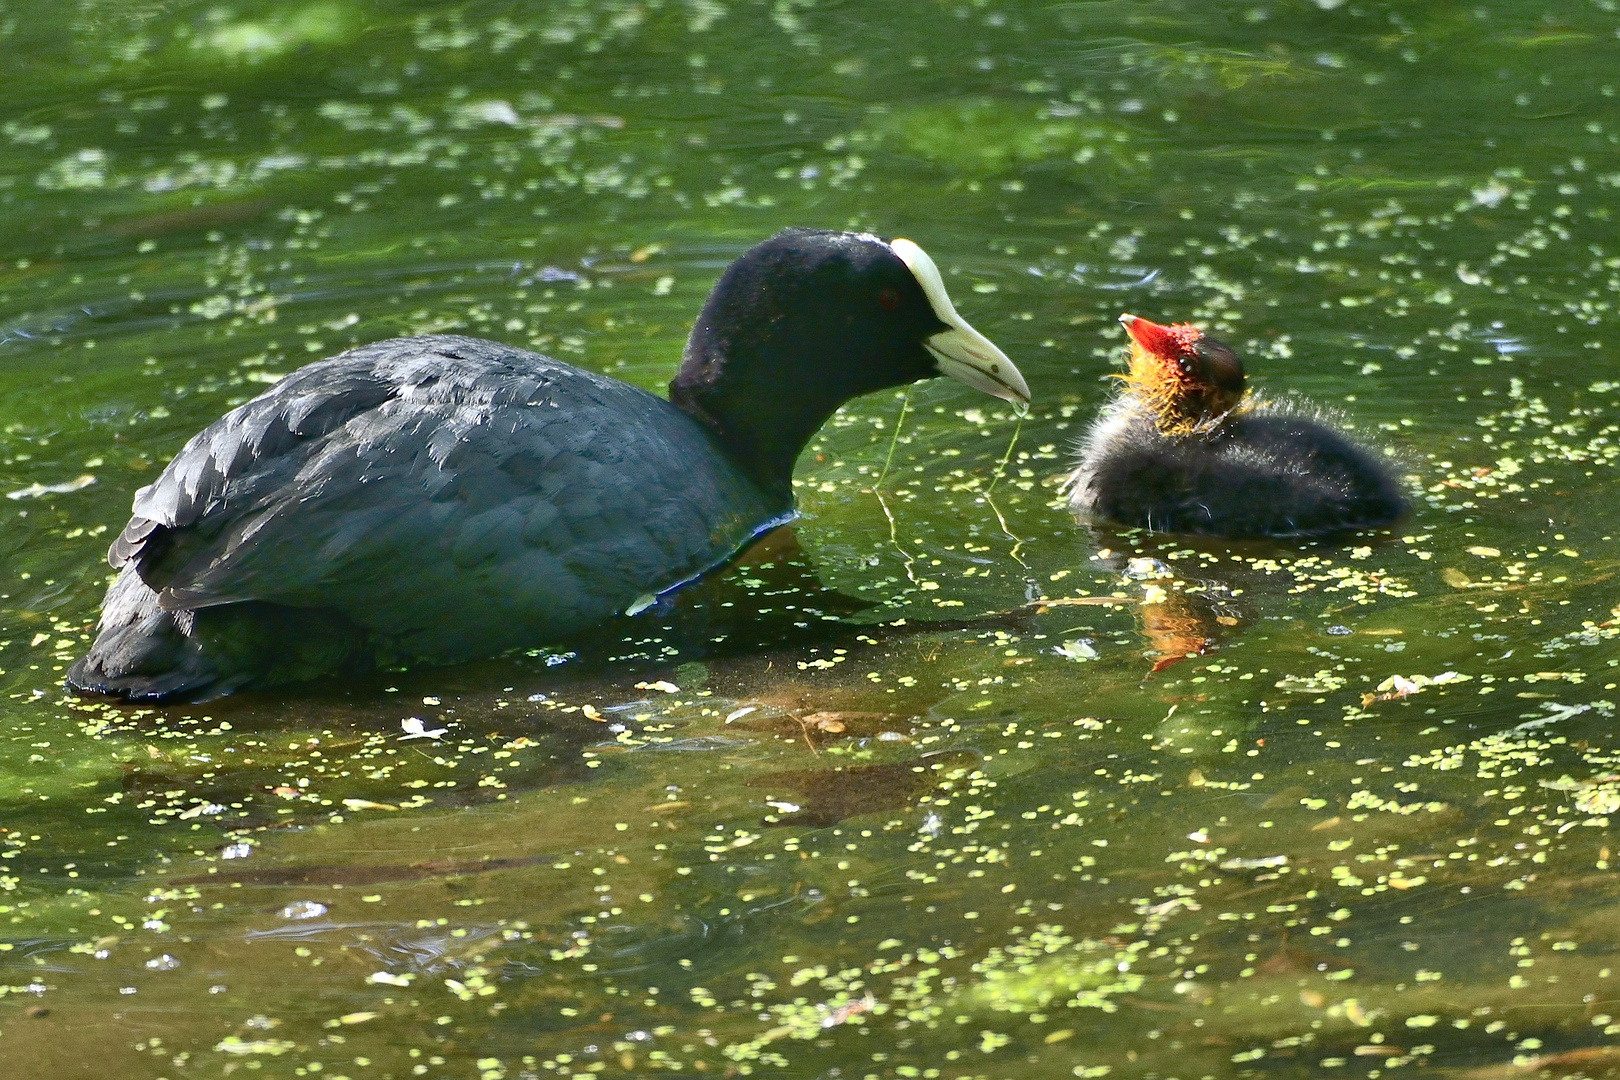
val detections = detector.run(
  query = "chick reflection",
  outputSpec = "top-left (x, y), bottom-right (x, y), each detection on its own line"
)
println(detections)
top-left (1045, 534), bottom-right (1249, 676)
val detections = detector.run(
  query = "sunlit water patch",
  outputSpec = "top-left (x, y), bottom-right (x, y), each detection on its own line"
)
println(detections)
top-left (4, 0), bottom-right (1620, 1077)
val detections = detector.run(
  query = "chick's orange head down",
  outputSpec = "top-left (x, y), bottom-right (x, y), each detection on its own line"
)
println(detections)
top-left (1117, 313), bottom-right (1245, 432)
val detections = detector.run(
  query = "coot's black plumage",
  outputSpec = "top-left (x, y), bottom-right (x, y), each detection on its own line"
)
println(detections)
top-left (1065, 314), bottom-right (1406, 538)
top-left (68, 229), bottom-right (1029, 700)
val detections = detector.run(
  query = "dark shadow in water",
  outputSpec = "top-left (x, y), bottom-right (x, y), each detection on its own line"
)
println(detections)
top-left (167, 851), bottom-right (556, 888)
top-left (47, 527), bottom-right (1031, 850)
top-left (125, 525), bottom-right (1032, 724)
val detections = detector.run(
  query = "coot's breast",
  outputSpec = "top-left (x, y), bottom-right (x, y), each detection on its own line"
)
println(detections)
top-left (119, 334), bottom-right (786, 663)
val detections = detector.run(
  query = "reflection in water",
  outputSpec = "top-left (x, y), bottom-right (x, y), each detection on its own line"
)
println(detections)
top-left (579, 524), bottom-right (1032, 676)
top-left (1044, 529), bottom-right (1248, 674)
top-left (597, 525), bottom-right (873, 663)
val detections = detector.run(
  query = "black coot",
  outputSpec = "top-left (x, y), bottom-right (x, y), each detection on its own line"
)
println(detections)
top-left (68, 229), bottom-right (1030, 700)
top-left (1065, 313), bottom-right (1406, 538)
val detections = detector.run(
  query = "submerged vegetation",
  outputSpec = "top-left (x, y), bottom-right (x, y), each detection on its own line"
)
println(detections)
top-left (3, 0), bottom-right (1620, 1077)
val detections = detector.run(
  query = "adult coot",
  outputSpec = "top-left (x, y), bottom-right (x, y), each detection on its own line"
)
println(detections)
top-left (1064, 313), bottom-right (1406, 538)
top-left (68, 229), bottom-right (1030, 700)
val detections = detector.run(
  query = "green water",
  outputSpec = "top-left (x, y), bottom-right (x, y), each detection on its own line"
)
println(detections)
top-left (4, 1), bottom-right (1620, 1076)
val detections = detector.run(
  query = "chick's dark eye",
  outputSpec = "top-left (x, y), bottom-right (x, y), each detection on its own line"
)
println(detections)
top-left (876, 286), bottom-right (901, 311)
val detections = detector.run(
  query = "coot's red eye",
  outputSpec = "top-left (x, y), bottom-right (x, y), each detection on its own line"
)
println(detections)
top-left (877, 287), bottom-right (901, 311)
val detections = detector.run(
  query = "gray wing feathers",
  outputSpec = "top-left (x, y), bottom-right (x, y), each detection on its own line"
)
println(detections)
top-left (110, 335), bottom-right (776, 663)
top-left (111, 356), bottom-right (400, 567)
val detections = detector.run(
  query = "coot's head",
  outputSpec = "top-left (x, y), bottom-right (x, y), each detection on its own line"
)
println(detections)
top-left (672, 229), bottom-right (1029, 495)
top-left (1117, 313), bottom-right (1245, 435)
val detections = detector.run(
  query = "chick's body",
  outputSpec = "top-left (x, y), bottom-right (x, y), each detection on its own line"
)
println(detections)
top-left (1066, 315), bottom-right (1407, 539)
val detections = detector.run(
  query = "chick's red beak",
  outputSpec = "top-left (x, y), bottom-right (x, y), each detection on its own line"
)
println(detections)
top-left (1119, 313), bottom-right (1201, 360)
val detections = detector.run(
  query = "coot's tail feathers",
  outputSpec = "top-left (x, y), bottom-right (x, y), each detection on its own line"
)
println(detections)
top-left (65, 569), bottom-right (370, 702)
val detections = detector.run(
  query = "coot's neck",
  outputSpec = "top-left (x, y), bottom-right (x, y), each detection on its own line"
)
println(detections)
top-left (666, 229), bottom-right (943, 502)
top-left (669, 323), bottom-right (852, 503)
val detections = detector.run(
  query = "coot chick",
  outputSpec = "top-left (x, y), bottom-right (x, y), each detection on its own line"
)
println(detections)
top-left (1064, 313), bottom-right (1406, 538)
top-left (68, 229), bottom-right (1030, 701)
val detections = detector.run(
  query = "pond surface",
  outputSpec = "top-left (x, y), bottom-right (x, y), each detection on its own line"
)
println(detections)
top-left (4, 1), bottom-right (1620, 1077)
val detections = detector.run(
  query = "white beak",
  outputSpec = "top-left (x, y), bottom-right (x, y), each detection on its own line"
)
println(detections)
top-left (891, 238), bottom-right (1031, 408)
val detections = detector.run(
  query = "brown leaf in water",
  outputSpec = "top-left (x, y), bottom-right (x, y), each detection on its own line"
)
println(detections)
top-left (1261, 785), bottom-right (1312, 810)
top-left (1361, 673), bottom-right (1424, 706)
top-left (801, 712), bottom-right (848, 733)
top-left (751, 751), bottom-right (976, 827)
top-left (1455, 1046), bottom-right (1620, 1080)
top-left (103, 197), bottom-right (276, 238)
top-left (1254, 940), bottom-right (1350, 977)
top-left (730, 705), bottom-right (909, 750)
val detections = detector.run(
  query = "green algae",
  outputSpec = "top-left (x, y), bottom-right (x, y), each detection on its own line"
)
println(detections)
top-left (6, 0), bottom-right (1620, 1077)
top-left (882, 99), bottom-right (1134, 175)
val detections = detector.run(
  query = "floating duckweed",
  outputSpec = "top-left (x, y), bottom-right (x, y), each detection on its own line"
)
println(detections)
top-left (5, 1), bottom-right (1620, 1077)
